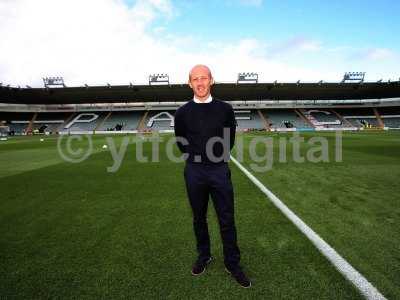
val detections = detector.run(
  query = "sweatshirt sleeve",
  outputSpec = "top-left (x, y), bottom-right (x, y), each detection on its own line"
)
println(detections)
top-left (174, 108), bottom-right (187, 153)
top-left (227, 105), bottom-right (237, 150)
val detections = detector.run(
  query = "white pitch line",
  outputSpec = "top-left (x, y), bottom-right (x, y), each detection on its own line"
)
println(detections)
top-left (230, 155), bottom-right (386, 300)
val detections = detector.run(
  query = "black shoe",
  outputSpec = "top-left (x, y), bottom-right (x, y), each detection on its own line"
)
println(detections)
top-left (191, 256), bottom-right (213, 276)
top-left (225, 267), bottom-right (251, 288)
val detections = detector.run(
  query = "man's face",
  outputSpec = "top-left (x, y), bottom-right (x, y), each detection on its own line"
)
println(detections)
top-left (188, 65), bottom-right (213, 101)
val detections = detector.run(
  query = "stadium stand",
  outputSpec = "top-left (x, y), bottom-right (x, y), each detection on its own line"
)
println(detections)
top-left (376, 107), bottom-right (400, 128)
top-left (0, 112), bottom-right (34, 135)
top-left (263, 109), bottom-right (312, 130)
top-left (235, 110), bottom-right (265, 130)
top-left (302, 109), bottom-right (344, 128)
top-left (96, 111), bottom-right (143, 131)
top-left (144, 111), bottom-right (175, 131)
top-left (32, 112), bottom-right (74, 133)
top-left (3, 105), bottom-right (400, 134)
top-left (380, 117), bottom-right (400, 128)
top-left (60, 112), bottom-right (106, 133)
top-left (1, 80), bottom-right (400, 134)
top-left (335, 108), bottom-right (381, 129)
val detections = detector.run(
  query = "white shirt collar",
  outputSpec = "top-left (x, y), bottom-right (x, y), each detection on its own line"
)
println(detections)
top-left (193, 95), bottom-right (212, 104)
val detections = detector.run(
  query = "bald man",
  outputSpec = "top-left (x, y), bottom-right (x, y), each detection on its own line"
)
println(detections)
top-left (174, 65), bottom-right (251, 288)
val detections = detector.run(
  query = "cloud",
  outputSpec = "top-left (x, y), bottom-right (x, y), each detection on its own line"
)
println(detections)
top-left (238, 0), bottom-right (263, 6)
top-left (0, 0), bottom-right (398, 87)
top-left (362, 48), bottom-right (395, 61)
top-left (268, 36), bottom-right (322, 56)
top-left (0, 0), bottom-right (177, 86)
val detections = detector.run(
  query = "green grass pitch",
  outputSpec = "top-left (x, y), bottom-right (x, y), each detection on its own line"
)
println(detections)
top-left (0, 131), bottom-right (399, 299)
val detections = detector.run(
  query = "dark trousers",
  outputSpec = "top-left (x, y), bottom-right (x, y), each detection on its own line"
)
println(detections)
top-left (184, 162), bottom-right (240, 271)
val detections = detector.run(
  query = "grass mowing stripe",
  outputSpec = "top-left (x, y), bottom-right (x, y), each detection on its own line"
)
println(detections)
top-left (230, 155), bottom-right (387, 300)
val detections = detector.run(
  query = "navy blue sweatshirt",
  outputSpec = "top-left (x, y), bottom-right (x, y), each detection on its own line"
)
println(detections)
top-left (174, 98), bottom-right (236, 164)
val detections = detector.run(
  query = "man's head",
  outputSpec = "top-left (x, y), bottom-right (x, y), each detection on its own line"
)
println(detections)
top-left (188, 64), bottom-right (214, 101)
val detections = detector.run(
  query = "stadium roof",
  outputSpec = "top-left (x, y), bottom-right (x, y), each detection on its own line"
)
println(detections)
top-left (1, 81), bottom-right (400, 105)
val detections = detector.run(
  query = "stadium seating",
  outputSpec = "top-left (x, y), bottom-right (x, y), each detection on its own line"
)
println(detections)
top-left (97, 111), bottom-right (143, 131)
top-left (62, 112), bottom-right (105, 132)
top-left (377, 107), bottom-right (400, 128)
top-left (144, 111), bottom-right (175, 131)
top-left (235, 110), bottom-right (265, 130)
top-left (2, 106), bottom-right (400, 134)
top-left (32, 112), bottom-right (73, 133)
top-left (264, 109), bottom-right (312, 129)
top-left (303, 110), bottom-right (344, 128)
top-left (335, 108), bottom-right (380, 129)
top-left (381, 117), bottom-right (400, 128)
top-left (0, 112), bottom-right (34, 134)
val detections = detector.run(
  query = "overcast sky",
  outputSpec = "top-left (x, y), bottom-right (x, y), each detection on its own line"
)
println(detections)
top-left (1, 0), bottom-right (399, 87)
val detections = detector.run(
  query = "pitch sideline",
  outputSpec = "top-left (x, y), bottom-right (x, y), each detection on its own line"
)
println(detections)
top-left (230, 155), bottom-right (386, 300)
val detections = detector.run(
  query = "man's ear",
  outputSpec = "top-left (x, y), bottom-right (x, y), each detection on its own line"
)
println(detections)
top-left (188, 81), bottom-right (193, 89)
top-left (211, 77), bottom-right (215, 85)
